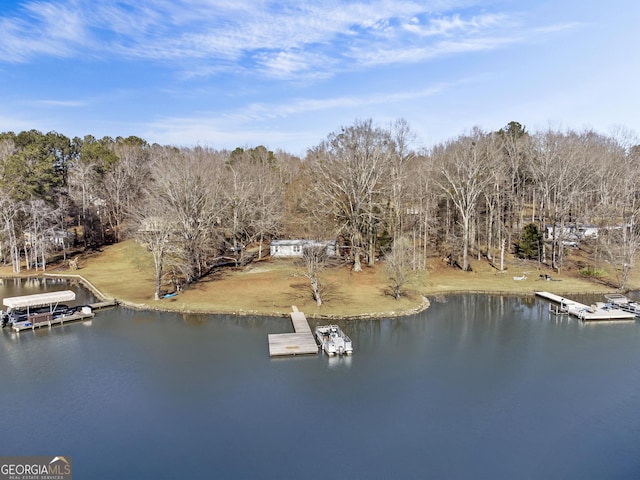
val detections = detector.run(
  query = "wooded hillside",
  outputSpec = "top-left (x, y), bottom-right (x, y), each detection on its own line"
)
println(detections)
top-left (1, 120), bottom-right (638, 297)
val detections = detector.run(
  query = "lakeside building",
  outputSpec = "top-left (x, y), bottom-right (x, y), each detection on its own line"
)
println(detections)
top-left (269, 239), bottom-right (338, 258)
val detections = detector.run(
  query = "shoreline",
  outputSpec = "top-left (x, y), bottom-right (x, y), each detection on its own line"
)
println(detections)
top-left (2, 271), bottom-right (623, 319)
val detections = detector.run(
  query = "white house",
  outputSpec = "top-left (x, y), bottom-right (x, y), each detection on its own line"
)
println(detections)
top-left (545, 223), bottom-right (601, 240)
top-left (24, 229), bottom-right (73, 247)
top-left (578, 225), bottom-right (600, 238)
top-left (270, 239), bottom-right (337, 258)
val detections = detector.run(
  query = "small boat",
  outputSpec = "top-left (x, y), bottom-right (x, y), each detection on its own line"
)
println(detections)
top-left (1, 305), bottom-right (70, 327)
top-left (604, 294), bottom-right (640, 316)
top-left (315, 325), bottom-right (353, 356)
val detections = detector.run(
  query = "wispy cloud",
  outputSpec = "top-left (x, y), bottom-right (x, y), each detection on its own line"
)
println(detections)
top-left (532, 22), bottom-right (583, 35)
top-left (143, 80), bottom-right (456, 147)
top-left (403, 12), bottom-right (511, 36)
top-left (0, 1), bottom-right (88, 61)
top-left (31, 99), bottom-right (87, 108)
top-left (0, 0), bottom-right (573, 81)
top-left (234, 84), bottom-right (452, 120)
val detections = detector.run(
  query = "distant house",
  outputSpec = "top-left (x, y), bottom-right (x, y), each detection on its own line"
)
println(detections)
top-left (578, 225), bottom-right (600, 238)
top-left (270, 239), bottom-right (338, 258)
top-left (24, 229), bottom-right (73, 247)
top-left (139, 216), bottom-right (170, 232)
top-left (545, 223), bottom-right (601, 241)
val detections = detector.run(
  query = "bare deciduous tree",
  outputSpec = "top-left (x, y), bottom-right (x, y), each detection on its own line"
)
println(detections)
top-left (301, 244), bottom-right (328, 306)
top-left (103, 141), bottom-right (151, 242)
top-left (612, 140), bottom-right (640, 290)
top-left (151, 147), bottom-right (226, 283)
top-left (137, 212), bottom-right (175, 301)
top-left (432, 128), bottom-right (500, 271)
top-left (0, 192), bottom-right (20, 272)
top-left (309, 119), bottom-right (394, 271)
top-left (385, 236), bottom-right (416, 300)
top-left (221, 146), bottom-right (285, 262)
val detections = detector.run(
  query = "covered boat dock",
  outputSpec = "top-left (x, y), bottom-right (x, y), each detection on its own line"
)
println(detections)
top-left (3, 290), bottom-right (117, 332)
top-left (3, 290), bottom-right (76, 312)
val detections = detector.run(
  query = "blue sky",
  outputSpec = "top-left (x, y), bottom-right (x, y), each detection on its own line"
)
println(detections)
top-left (0, 0), bottom-right (638, 154)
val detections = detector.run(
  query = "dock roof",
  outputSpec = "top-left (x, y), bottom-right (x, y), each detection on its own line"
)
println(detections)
top-left (3, 290), bottom-right (76, 309)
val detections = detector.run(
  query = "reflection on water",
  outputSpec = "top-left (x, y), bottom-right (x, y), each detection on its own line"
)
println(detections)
top-left (180, 313), bottom-right (209, 326)
top-left (1, 283), bottom-right (639, 480)
top-left (0, 276), bottom-right (95, 304)
top-left (326, 352), bottom-right (353, 369)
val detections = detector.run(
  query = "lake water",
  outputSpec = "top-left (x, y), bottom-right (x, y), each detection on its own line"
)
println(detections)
top-left (1, 279), bottom-right (640, 479)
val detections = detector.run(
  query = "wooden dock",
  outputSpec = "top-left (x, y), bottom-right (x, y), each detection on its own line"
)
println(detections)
top-left (12, 310), bottom-right (95, 332)
top-left (268, 306), bottom-right (318, 357)
top-left (89, 299), bottom-right (118, 310)
top-left (11, 300), bottom-right (117, 333)
top-left (535, 291), bottom-right (636, 321)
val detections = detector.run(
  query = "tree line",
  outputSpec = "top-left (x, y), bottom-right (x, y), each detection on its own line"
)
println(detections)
top-left (0, 119), bottom-right (638, 300)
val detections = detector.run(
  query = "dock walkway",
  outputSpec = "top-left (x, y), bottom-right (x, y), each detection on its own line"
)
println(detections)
top-left (11, 299), bottom-right (118, 332)
top-left (535, 291), bottom-right (636, 321)
top-left (268, 306), bottom-right (318, 357)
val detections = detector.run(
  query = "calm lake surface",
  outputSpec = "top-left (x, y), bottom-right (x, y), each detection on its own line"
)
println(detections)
top-left (1, 279), bottom-right (640, 479)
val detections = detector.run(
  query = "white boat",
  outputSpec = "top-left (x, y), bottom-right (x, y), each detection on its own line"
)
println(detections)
top-left (604, 294), bottom-right (640, 316)
top-left (315, 325), bottom-right (353, 356)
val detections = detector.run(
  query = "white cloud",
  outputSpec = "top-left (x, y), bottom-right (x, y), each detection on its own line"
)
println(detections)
top-left (0, 0), bottom-right (547, 79)
top-left (403, 13), bottom-right (509, 37)
top-left (0, 1), bottom-right (88, 61)
top-left (350, 34), bottom-right (519, 67)
top-left (144, 81), bottom-right (453, 144)
top-left (32, 99), bottom-right (87, 108)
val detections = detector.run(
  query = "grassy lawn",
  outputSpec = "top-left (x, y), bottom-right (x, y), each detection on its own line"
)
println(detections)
top-left (2, 239), bottom-right (639, 318)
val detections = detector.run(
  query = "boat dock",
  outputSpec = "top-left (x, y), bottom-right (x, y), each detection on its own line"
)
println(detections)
top-left (535, 291), bottom-right (636, 321)
top-left (268, 306), bottom-right (319, 357)
top-left (7, 295), bottom-right (118, 333)
top-left (12, 309), bottom-right (95, 331)
top-left (88, 299), bottom-right (118, 311)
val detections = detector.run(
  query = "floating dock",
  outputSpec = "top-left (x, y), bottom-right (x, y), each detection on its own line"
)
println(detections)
top-left (268, 306), bottom-right (319, 357)
top-left (8, 298), bottom-right (117, 333)
top-left (12, 309), bottom-right (95, 331)
top-left (535, 291), bottom-right (636, 321)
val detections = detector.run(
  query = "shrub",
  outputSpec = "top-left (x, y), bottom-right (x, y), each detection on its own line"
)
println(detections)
top-left (579, 267), bottom-right (607, 278)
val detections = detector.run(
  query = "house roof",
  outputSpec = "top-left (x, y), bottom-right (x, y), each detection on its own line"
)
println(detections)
top-left (270, 239), bottom-right (336, 247)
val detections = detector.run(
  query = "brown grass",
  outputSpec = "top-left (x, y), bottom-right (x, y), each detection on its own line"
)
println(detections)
top-left (4, 240), bottom-right (640, 318)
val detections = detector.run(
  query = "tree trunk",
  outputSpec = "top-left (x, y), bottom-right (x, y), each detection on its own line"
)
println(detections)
top-left (353, 246), bottom-right (362, 272)
top-left (462, 214), bottom-right (470, 271)
top-left (311, 279), bottom-right (322, 306)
